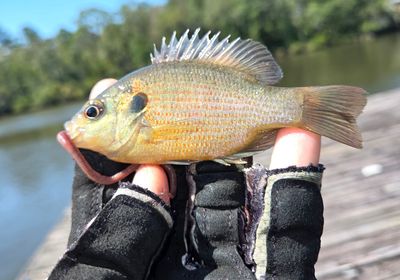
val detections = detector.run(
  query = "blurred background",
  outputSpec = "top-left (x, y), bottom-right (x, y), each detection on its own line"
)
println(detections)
top-left (0, 0), bottom-right (399, 279)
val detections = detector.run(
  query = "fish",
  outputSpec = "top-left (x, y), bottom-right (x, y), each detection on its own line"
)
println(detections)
top-left (59, 28), bottom-right (367, 170)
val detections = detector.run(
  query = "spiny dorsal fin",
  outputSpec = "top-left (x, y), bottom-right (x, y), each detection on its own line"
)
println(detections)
top-left (150, 28), bottom-right (283, 85)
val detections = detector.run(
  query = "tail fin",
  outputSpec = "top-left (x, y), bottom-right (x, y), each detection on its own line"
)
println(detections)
top-left (301, 86), bottom-right (367, 148)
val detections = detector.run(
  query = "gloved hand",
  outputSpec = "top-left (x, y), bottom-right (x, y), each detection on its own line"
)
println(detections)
top-left (49, 79), bottom-right (325, 280)
top-left (49, 151), bottom-right (254, 280)
top-left (252, 164), bottom-right (324, 280)
top-left (47, 148), bottom-right (173, 279)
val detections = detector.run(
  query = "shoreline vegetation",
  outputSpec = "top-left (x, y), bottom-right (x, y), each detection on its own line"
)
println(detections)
top-left (0, 0), bottom-right (399, 117)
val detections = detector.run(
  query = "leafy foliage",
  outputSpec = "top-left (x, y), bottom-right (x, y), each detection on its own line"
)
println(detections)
top-left (0, 0), bottom-right (398, 116)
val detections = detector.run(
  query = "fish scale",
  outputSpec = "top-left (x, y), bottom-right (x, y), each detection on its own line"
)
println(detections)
top-left (117, 63), bottom-right (292, 162)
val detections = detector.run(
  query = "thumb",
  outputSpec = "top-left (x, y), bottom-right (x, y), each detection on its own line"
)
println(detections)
top-left (269, 127), bottom-right (321, 169)
top-left (132, 165), bottom-right (170, 205)
top-left (90, 78), bottom-right (117, 99)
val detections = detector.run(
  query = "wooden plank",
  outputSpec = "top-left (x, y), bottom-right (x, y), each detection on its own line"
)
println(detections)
top-left (317, 246), bottom-right (400, 279)
top-left (316, 89), bottom-right (400, 279)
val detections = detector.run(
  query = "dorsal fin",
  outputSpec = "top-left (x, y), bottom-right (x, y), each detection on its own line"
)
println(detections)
top-left (150, 28), bottom-right (283, 85)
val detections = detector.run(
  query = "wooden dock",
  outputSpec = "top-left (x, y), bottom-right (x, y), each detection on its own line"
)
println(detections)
top-left (18, 88), bottom-right (400, 279)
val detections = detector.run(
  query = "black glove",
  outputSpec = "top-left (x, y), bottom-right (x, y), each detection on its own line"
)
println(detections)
top-left (252, 165), bottom-right (324, 280)
top-left (49, 150), bottom-right (173, 280)
top-left (66, 149), bottom-right (129, 245)
top-left (151, 161), bottom-right (256, 280)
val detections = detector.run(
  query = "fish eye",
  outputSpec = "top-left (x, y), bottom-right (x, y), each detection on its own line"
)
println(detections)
top-left (84, 101), bottom-right (104, 120)
top-left (131, 92), bottom-right (148, 113)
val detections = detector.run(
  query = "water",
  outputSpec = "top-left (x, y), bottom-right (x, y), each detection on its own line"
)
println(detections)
top-left (1, 33), bottom-right (400, 280)
top-left (277, 33), bottom-right (400, 93)
top-left (0, 104), bottom-right (80, 280)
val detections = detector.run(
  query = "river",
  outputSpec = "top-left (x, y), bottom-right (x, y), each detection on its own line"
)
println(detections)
top-left (1, 33), bottom-right (400, 280)
top-left (0, 104), bottom-right (80, 280)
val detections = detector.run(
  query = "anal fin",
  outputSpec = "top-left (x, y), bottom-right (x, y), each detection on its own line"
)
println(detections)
top-left (219, 130), bottom-right (277, 164)
top-left (243, 129), bottom-right (278, 153)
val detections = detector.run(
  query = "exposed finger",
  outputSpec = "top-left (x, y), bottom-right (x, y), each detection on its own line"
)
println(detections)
top-left (89, 78), bottom-right (118, 99)
top-left (269, 128), bottom-right (321, 169)
top-left (132, 165), bottom-right (170, 205)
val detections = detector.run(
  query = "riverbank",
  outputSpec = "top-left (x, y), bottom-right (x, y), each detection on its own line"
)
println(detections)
top-left (18, 87), bottom-right (400, 279)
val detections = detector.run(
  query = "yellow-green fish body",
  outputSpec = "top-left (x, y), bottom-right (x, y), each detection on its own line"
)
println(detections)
top-left (65, 29), bottom-right (366, 164)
